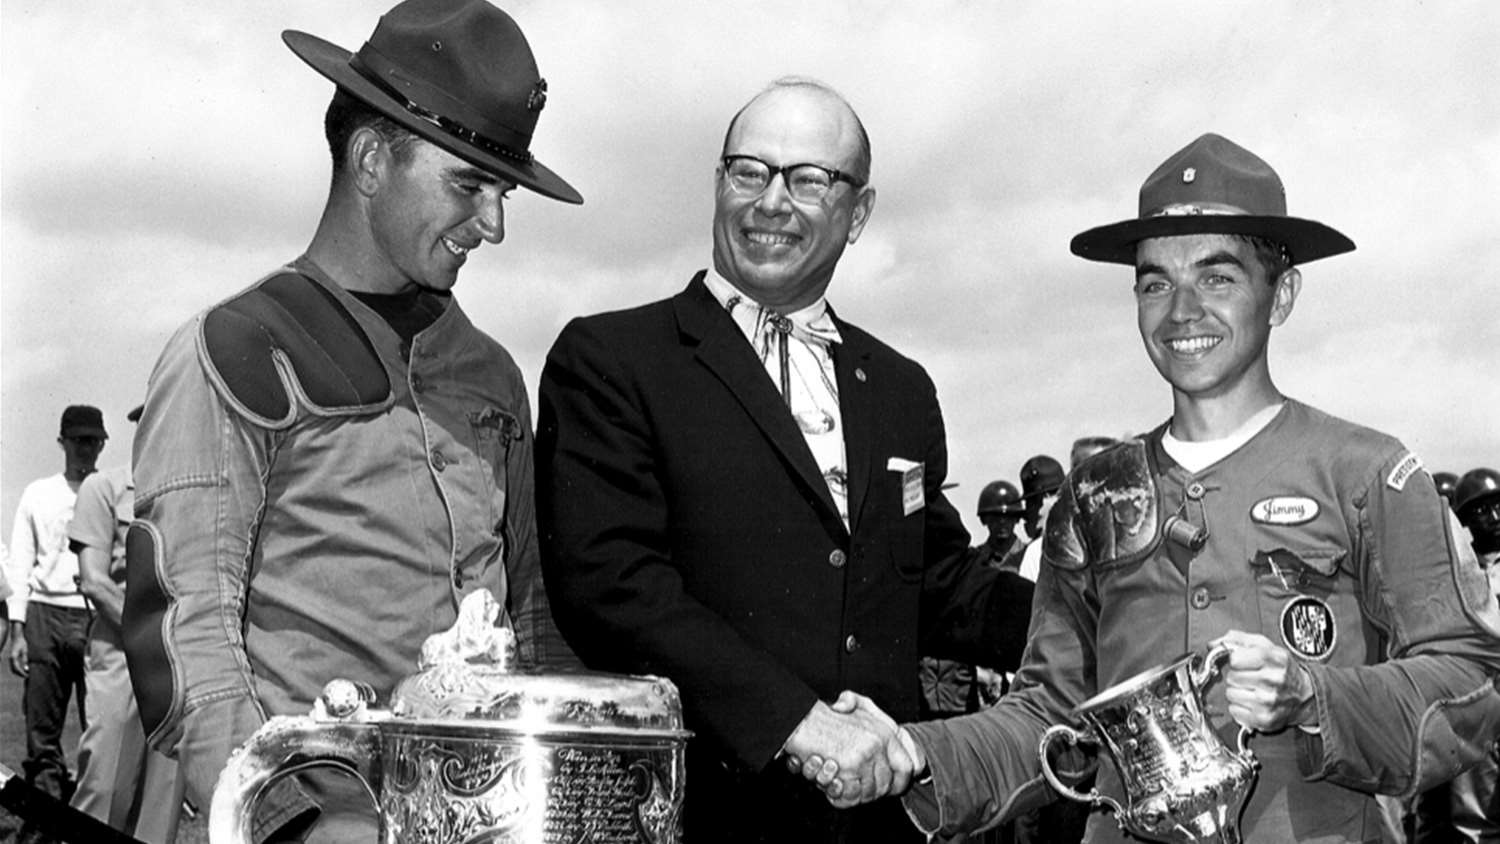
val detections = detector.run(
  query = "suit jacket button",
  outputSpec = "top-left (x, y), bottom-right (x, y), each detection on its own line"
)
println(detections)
top-left (1190, 586), bottom-right (1212, 610)
top-left (431, 449), bottom-right (447, 471)
top-left (828, 549), bottom-right (847, 568)
top-left (844, 634), bottom-right (860, 653)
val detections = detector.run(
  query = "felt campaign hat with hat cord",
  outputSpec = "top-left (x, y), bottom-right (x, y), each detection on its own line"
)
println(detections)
top-left (1071, 133), bottom-right (1353, 266)
top-left (283, 0), bottom-right (581, 204)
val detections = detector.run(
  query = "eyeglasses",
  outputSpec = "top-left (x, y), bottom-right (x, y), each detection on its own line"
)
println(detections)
top-left (720, 155), bottom-right (864, 203)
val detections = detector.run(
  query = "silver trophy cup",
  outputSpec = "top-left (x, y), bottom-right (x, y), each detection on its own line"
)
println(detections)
top-left (209, 591), bottom-right (689, 843)
top-left (1038, 645), bottom-right (1257, 843)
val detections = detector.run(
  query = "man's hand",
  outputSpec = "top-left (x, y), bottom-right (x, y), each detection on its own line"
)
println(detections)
top-left (784, 692), bottom-right (923, 807)
top-left (7, 621), bottom-right (27, 677)
top-left (1212, 630), bottom-right (1317, 732)
top-left (782, 693), bottom-right (911, 805)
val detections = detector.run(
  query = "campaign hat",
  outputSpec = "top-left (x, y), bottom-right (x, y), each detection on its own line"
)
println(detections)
top-left (1071, 133), bottom-right (1353, 266)
top-left (283, 0), bottom-right (581, 204)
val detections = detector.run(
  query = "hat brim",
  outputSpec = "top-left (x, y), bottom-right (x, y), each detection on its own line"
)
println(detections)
top-left (61, 427), bottom-right (107, 438)
top-left (1070, 215), bottom-right (1354, 266)
top-left (283, 30), bottom-right (582, 205)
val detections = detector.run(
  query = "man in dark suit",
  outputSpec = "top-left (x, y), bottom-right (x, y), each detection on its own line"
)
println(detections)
top-left (536, 77), bottom-right (1032, 843)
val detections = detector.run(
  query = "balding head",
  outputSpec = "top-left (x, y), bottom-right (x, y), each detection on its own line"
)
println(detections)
top-left (722, 77), bottom-right (871, 184)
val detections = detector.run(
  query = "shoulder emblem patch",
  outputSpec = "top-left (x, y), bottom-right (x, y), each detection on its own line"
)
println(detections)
top-left (1250, 496), bottom-right (1319, 526)
top-left (1386, 452), bottom-right (1423, 491)
top-left (1280, 595), bottom-right (1336, 660)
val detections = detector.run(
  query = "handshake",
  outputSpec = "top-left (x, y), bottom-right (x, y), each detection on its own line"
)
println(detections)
top-left (782, 692), bottom-right (928, 808)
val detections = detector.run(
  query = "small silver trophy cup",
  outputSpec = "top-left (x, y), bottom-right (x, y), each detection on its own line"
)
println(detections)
top-left (1039, 645), bottom-right (1257, 843)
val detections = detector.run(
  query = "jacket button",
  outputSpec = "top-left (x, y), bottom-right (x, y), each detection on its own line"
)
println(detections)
top-left (1186, 482), bottom-right (1206, 500)
top-left (1190, 587), bottom-right (1212, 610)
top-left (844, 634), bottom-right (860, 653)
top-left (828, 549), bottom-right (847, 568)
top-left (452, 569), bottom-right (465, 589)
top-left (411, 373), bottom-right (425, 393)
top-left (431, 449), bottom-right (447, 471)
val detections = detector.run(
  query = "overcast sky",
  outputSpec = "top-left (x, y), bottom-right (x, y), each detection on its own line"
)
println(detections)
top-left (3, 0), bottom-right (1497, 545)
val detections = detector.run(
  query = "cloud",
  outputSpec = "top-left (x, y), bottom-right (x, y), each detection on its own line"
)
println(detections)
top-left (3, 0), bottom-right (1498, 543)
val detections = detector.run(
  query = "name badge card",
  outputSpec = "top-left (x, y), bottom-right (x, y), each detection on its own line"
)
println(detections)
top-left (887, 457), bottom-right (925, 516)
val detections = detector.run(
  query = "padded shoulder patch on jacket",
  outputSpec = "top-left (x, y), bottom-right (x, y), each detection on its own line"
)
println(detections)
top-left (1043, 440), bottom-right (1161, 571)
top-left (201, 272), bottom-right (391, 427)
top-left (122, 520), bottom-right (178, 748)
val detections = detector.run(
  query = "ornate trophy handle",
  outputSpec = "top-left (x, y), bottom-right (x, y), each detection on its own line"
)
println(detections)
top-left (209, 681), bottom-right (384, 843)
top-left (1038, 725), bottom-right (1123, 818)
top-left (1189, 643), bottom-right (1231, 689)
top-left (1191, 644), bottom-right (1257, 759)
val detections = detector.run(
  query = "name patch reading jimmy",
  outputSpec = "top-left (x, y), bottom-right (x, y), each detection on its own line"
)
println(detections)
top-left (1250, 496), bottom-right (1319, 526)
top-left (1280, 596), bottom-right (1336, 660)
top-left (1386, 452), bottom-right (1423, 491)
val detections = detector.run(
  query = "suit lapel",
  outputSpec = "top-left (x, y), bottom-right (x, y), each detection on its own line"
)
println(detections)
top-left (832, 314), bottom-right (876, 533)
top-left (673, 275), bottom-right (844, 531)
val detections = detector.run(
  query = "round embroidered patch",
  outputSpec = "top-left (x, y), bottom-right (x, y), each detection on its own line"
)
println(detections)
top-left (1280, 595), bottom-right (1336, 660)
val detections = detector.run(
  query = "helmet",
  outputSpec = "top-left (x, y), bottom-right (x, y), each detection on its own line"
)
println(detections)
top-left (1453, 468), bottom-right (1500, 522)
top-left (1019, 455), bottom-right (1065, 499)
top-left (977, 480), bottom-right (1025, 517)
top-left (1431, 471), bottom-right (1458, 502)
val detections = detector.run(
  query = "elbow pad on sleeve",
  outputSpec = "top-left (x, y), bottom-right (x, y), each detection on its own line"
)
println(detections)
top-left (122, 519), bottom-right (182, 750)
top-left (199, 271), bottom-right (393, 429)
top-left (1043, 439), bottom-right (1163, 572)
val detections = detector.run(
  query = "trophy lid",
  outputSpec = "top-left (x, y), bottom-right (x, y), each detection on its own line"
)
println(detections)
top-left (385, 591), bottom-right (686, 737)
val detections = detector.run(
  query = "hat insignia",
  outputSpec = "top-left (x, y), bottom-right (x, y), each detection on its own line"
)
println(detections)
top-left (1182, 167), bottom-right (1196, 184)
top-left (527, 79), bottom-right (548, 113)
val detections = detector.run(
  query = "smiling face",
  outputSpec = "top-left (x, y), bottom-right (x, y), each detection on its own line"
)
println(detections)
top-left (1134, 234), bottom-right (1300, 413)
top-left (711, 86), bottom-right (875, 312)
top-left (365, 138), bottom-right (515, 294)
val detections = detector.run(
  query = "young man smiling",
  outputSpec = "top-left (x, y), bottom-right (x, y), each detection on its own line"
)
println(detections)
top-left (123, 2), bottom-right (580, 839)
top-left (814, 134), bottom-right (1500, 843)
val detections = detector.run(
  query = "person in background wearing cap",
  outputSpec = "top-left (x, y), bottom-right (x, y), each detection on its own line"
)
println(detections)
top-left (1409, 466), bottom-right (1500, 843)
top-left (122, 1), bottom-right (581, 839)
top-left (973, 481), bottom-right (1028, 574)
top-left (535, 76), bottom-right (1033, 843)
top-left (5, 405), bottom-right (107, 808)
top-left (68, 405), bottom-right (184, 842)
top-left (804, 134), bottom-right (1500, 842)
top-left (1454, 468), bottom-right (1500, 576)
top-left (920, 481), bottom-right (1030, 724)
top-left (1433, 470), bottom-right (1460, 508)
top-left (1016, 454), bottom-right (1066, 582)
